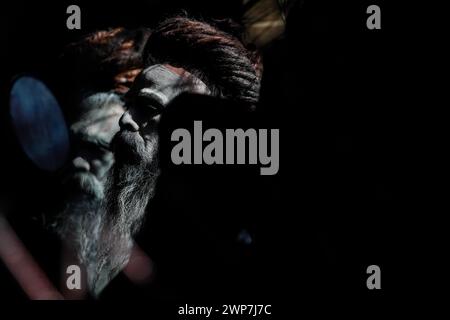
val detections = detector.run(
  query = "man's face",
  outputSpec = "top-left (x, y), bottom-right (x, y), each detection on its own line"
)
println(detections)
top-left (63, 92), bottom-right (125, 200)
top-left (55, 65), bottom-right (210, 296)
top-left (113, 64), bottom-right (210, 167)
top-left (55, 92), bottom-right (127, 296)
top-left (106, 63), bottom-right (210, 226)
top-left (73, 64), bottom-right (211, 296)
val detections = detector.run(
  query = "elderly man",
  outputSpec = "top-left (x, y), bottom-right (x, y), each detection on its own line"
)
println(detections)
top-left (92, 16), bottom-right (261, 297)
top-left (0, 27), bottom-right (151, 299)
top-left (50, 27), bottom-right (152, 297)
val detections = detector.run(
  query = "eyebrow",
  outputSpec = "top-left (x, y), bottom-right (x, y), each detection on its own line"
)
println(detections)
top-left (138, 88), bottom-right (169, 107)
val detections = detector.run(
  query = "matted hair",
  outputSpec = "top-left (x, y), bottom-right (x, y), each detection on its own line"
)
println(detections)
top-left (55, 27), bottom-right (151, 120)
top-left (143, 17), bottom-right (261, 105)
top-left (58, 28), bottom-right (150, 92)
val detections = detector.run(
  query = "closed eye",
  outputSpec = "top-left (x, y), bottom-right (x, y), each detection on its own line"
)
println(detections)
top-left (134, 96), bottom-right (161, 117)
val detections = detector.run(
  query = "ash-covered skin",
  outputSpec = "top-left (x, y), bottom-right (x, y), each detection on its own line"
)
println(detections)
top-left (54, 92), bottom-right (125, 297)
top-left (63, 92), bottom-right (124, 200)
top-left (86, 16), bottom-right (262, 296)
top-left (48, 27), bottom-right (151, 297)
top-left (52, 15), bottom-right (261, 296)
top-left (84, 65), bottom-right (210, 296)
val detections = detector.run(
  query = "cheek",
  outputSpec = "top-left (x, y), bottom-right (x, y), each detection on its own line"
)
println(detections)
top-left (141, 115), bottom-right (161, 142)
top-left (142, 128), bottom-right (160, 165)
top-left (143, 132), bottom-right (160, 160)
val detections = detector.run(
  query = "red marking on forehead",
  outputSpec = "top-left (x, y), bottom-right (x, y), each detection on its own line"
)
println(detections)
top-left (163, 64), bottom-right (192, 78)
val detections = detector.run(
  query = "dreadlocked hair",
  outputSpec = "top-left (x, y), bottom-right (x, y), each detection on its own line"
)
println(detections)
top-left (59, 27), bottom-right (151, 93)
top-left (143, 17), bottom-right (261, 105)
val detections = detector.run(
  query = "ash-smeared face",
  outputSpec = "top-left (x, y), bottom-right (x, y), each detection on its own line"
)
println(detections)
top-left (73, 64), bottom-right (211, 296)
top-left (63, 92), bottom-right (125, 199)
top-left (55, 65), bottom-right (210, 297)
top-left (54, 91), bottom-right (127, 297)
top-left (105, 64), bottom-right (210, 229)
top-left (54, 65), bottom-right (210, 297)
top-left (112, 64), bottom-right (210, 166)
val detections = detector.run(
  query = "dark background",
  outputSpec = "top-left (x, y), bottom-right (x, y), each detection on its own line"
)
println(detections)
top-left (0, 0), bottom-right (423, 316)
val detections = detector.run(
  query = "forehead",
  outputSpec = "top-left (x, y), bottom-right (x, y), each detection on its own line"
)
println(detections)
top-left (71, 92), bottom-right (125, 144)
top-left (140, 64), bottom-right (186, 84)
top-left (133, 64), bottom-right (210, 96)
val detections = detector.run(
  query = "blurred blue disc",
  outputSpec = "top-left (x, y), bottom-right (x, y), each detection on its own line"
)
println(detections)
top-left (9, 76), bottom-right (70, 171)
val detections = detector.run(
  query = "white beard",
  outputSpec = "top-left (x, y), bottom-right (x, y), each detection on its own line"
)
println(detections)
top-left (55, 159), bottom-right (159, 297)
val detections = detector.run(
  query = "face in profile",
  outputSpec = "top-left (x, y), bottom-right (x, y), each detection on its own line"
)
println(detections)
top-left (50, 91), bottom-right (126, 297)
top-left (63, 92), bottom-right (125, 200)
top-left (105, 63), bottom-right (210, 231)
top-left (56, 64), bottom-right (210, 296)
top-left (46, 27), bottom-right (153, 297)
top-left (113, 64), bottom-right (210, 165)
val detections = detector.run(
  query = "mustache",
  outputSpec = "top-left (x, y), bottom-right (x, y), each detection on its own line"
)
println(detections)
top-left (112, 130), bottom-right (147, 163)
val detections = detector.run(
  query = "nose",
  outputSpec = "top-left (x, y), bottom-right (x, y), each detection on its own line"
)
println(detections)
top-left (119, 111), bottom-right (140, 132)
top-left (72, 156), bottom-right (90, 172)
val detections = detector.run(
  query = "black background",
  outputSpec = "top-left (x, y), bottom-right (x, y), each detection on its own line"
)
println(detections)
top-left (0, 0), bottom-right (429, 317)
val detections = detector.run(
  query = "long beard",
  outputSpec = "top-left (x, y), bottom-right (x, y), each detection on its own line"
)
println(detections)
top-left (84, 158), bottom-right (159, 296)
top-left (104, 160), bottom-right (159, 236)
top-left (55, 198), bottom-right (133, 297)
top-left (54, 132), bottom-right (159, 297)
top-left (106, 129), bottom-right (161, 236)
top-left (53, 193), bottom-right (108, 297)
